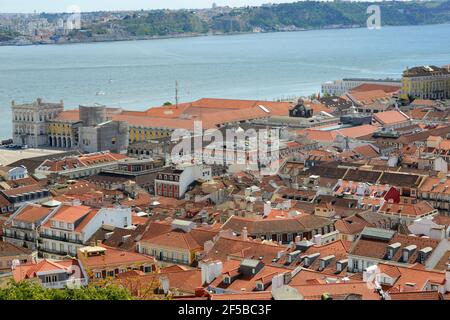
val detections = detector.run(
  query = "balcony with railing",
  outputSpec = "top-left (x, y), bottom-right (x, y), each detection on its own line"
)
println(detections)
top-left (39, 233), bottom-right (83, 244)
top-left (2, 233), bottom-right (36, 243)
top-left (10, 224), bottom-right (34, 231)
top-left (39, 247), bottom-right (71, 257)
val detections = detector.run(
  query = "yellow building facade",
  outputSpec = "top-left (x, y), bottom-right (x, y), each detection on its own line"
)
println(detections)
top-left (128, 127), bottom-right (173, 143)
top-left (401, 65), bottom-right (450, 100)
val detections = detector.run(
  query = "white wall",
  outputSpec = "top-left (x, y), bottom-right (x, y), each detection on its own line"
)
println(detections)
top-left (7, 166), bottom-right (28, 180)
top-left (82, 207), bottom-right (131, 241)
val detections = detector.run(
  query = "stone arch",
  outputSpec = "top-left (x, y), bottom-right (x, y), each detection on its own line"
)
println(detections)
top-left (62, 137), bottom-right (67, 148)
top-left (67, 138), bottom-right (72, 149)
top-left (48, 136), bottom-right (53, 147)
top-left (58, 137), bottom-right (62, 148)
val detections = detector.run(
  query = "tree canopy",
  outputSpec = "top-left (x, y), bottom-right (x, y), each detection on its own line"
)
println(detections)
top-left (0, 280), bottom-right (133, 300)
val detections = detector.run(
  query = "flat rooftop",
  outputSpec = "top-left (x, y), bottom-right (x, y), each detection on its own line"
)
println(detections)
top-left (0, 148), bottom-right (65, 166)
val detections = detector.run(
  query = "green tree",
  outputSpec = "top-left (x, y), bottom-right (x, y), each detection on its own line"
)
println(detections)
top-left (0, 280), bottom-right (133, 300)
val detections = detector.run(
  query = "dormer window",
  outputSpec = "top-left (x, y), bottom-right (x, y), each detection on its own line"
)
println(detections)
top-left (256, 282), bottom-right (265, 291)
top-left (386, 242), bottom-right (401, 260)
top-left (223, 275), bottom-right (231, 284)
top-left (402, 245), bottom-right (417, 262)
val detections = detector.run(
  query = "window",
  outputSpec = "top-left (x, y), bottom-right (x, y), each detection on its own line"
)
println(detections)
top-left (95, 272), bottom-right (102, 279)
top-left (59, 221), bottom-right (64, 228)
top-left (353, 260), bottom-right (359, 271)
top-left (45, 275), bottom-right (58, 283)
top-left (287, 233), bottom-right (293, 242)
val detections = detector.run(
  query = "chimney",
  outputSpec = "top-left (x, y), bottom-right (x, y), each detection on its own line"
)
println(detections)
top-left (263, 201), bottom-right (271, 217)
top-left (10, 259), bottom-right (20, 271)
top-left (104, 232), bottom-right (114, 240)
top-left (159, 276), bottom-right (170, 294)
top-left (290, 241), bottom-right (296, 250)
top-left (241, 227), bottom-right (248, 241)
top-left (430, 227), bottom-right (445, 241)
top-left (283, 199), bottom-right (292, 210)
top-left (194, 287), bottom-right (208, 297)
top-left (313, 234), bottom-right (322, 246)
top-left (276, 250), bottom-right (284, 260)
top-left (200, 260), bottom-right (223, 285)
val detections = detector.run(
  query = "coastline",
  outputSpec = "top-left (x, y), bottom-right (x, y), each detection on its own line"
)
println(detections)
top-left (1, 23), bottom-right (444, 47)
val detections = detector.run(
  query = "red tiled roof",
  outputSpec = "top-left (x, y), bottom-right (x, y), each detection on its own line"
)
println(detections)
top-left (141, 229), bottom-right (202, 251)
top-left (209, 291), bottom-right (272, 300)
top-left (389, 291), bottom-right (443, 300)
top-left (80, 245), bottom-right (155, 270)
top-left (350, 232), bottom-right (440, 264)
top-left (351, 83), bottom-right (400, 94)
top-left (14, 204), bottom-right (53, 223)
top-left (1, 184), bottom-right (47, 197)
top-left (13, 259), bottom-right (83, 282)
top-left (379, 201), bottom-right (435, 217)
top-left (292, 281), bottom-right (380, 300)
top-left (378, 263), bottom-right (445, 293)
top-left (374, 110), bottom-right (410, 125)
top-left (54, 110), bottom-right (80, 122)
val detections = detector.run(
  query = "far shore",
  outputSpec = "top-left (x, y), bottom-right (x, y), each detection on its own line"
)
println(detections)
top-left (2, 23), bottom-right (445, 48)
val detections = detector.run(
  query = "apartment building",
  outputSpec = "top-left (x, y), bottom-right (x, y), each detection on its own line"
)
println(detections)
top-left (12, 258), bottom-right (88, 289)
top-left (2, 203), bottom-right (55, 250)
top-left (348, 227), bottom-right (440, 273)
top-left (77, 245), bottom-right (156, 280)
top-left (417, 176), bottom-right (450, 213)
top-left (377, 200), bottom-right (439, 226)
top-left (11, 98), bottom-right (64, 147)
top-left (0, 241), bottom-right (36, 273)
top-left (39, 204), bottom-right (131, 259)
top-left (0, 184), bottom-right (51, 209)
top-left (34, 151), bottom-right (128, 179)
top-left (401, 65), bottom-right (450, 100)
top-left (321, 78), bottom-right (401, 96)
top-left (154, 164), bottom-right (212, 199)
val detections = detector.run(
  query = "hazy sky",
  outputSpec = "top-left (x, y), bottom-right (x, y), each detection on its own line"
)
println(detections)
top-left (0, 0), bottom-right (302, 13)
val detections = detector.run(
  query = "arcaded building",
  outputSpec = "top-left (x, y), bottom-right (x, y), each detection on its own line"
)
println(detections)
top-left (12, 98), bottom-right (64, 148)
